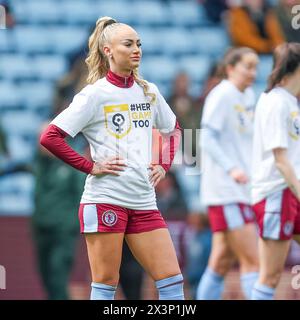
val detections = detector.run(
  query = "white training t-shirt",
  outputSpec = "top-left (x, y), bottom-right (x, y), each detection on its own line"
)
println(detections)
top-left (252, 87), bottom-right (300, 204)
top-left (51, 78), bottom-right (176, 210)
top-left (200, 80), bottom-right (256, 206)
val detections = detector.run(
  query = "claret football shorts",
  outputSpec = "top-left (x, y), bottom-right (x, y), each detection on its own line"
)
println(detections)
top-left (253, 188), bottom-right (300, 240)
top-left (208, 203), bottom-right (256, 233)
top-left (78, 203), bottom-right (167, 234)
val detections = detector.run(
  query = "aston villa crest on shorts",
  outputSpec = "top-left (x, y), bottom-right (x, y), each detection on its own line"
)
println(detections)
top-left (104, 104), bottom-right (131, 139)
top-left (102, 210), bottom-right (118, 227)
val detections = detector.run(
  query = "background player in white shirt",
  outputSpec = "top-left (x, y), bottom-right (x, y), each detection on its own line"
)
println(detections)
top-left (197, 47), bottom-right (259, 300)
top-left (40, 17), bottom-right (183, 300)
top-left (251, 43), bottom-right (300, 300)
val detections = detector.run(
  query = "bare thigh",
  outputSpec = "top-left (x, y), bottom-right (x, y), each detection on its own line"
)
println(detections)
top-left (226, 223), bottom-right (259, 274)
top-left (85, 232), bottom-right (124, 285)
top-left (258, 238), bottom-right (291, 288)
top-left (208, 231), bottom-right (236, 276)
top-left (125, 228), bottom-right (181, 281)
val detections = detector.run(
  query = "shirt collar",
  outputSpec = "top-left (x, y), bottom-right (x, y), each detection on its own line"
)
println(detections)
top-left (106, 70), bottom-right (134, 88)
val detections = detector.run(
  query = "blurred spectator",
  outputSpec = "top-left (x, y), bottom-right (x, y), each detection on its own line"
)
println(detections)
top-left (227, 0), bottom-right (285, 53)
top-left (156, 171), bottom-right (188, 271)
top-left (185, 213), bottom-right (211, 299)
top-left (198, 61), bottom-right (224, 108)
top-left (31, 125), bottom-right (86, 300)
top-left (0, 121), bottom-right (31, 176)
top-left (119, 242), bottom-right (144, 300)
top-left (168, 72), bottom-right (200, 166)
top-left (199, 0), bottom-right (229, 23)
top-left (275, 0), bottom-right (300, 43)
top-left (0, 1), bottom-right (15, 28)
top-left (156, 171), bottom-right (188, 221)
top-left (175, 167), bottom-right (211, 299)
top-left (53, 57), bottom-right (88, 116)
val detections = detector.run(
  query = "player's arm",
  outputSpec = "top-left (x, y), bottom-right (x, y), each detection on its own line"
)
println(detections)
top-left (159, 120), bottom-right (182, 172)
top-left (273, 147), bottom-right (300, 201)
top-left (150, 120), bottom-right (182, 187)
top-left (201, 125), bottom-right (248, 184)
top-left (40, 125), bottom-right (126, 176)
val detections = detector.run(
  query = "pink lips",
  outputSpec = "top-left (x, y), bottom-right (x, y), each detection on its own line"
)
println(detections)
top-left (131, 56), bottom-right (140, 61)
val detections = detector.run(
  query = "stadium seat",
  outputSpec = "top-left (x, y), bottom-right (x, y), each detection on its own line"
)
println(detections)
top-left (1, 110), bottom-right (44, 136)
top-left (10, 0), bottom-right (30, 24)
top-left (14, 26), bottom-right (53, 54)
top-left (192, 27), bottom-right (230, 57)
top-left (50, 27), bottom-right (89, 55)
top-left (0, 54), bottom-right (34, 80)
top-left (253, 82), bottom-right (266, 98)
top-left (257, 54), bottom-right (273, 84)
top-left (160, 28), bottom-right (198, 56)
top-left (0, 172), bottom-right (34, 215)
top-left (0, 172), bottom-right (34, 194)
top-left (179, 55), bottom-right (212, 82)
top-left (139, 56), bottom-right (177, 84)
top-left (135, 27), bottom-right (164, 55)
top-left (18, 81), bottom-right (55, 111)
top-left (168, 1), bottom-right (209, 27)
top-left (5, 134), bottom-right (36, 164)
top-left (155, 82), bottom-right (171, 98)
top-left (0, 30), bottom-right (14, 53)
top-left (0, 81), bottom-right (22, 108)
top-left (133, 1), bottom-right (170, 26)
top-left (62, 0), bottom-right (99, 25)
top-left (96, 1), bottom-right (135, 25)
top-left (0, 193), bottom-right (34, 215)
top-left (25, 0), bottom-right (64, 24)
top-left (33, 55), bottom-right (68, 81)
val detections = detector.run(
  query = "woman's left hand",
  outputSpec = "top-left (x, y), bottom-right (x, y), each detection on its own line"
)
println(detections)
top-left (149, 164), bottom-right (166, 187)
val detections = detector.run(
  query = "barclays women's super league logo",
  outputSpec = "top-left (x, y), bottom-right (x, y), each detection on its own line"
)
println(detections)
top-left (0, 5), bottom-right (6, 29)
top-left (112, 113), bottom-right (126, 134)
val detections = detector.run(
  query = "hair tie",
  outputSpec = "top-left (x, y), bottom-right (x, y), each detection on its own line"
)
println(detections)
top-left (103, 19), bottom-right (117, 29)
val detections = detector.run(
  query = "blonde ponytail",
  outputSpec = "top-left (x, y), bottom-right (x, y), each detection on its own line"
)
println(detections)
top-left (133, 69), bottom-right (156, 104)
top-left (86, 17), bottom-right (157, 104)
top-left (85, 17), bottom-right (117, 84)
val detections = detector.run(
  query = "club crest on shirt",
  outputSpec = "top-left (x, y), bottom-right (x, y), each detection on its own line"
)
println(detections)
top-left (234, 104), bottom-right (253, 133)
top-left (102, 210), bottom-right (118, 227)
top-left (288, 111), bottom-right (300, 141)
top-left (104, 104), bottom-right (131, 139)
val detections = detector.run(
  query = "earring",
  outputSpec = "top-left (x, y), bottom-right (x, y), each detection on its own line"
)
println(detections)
top-left (109, 54), bottom-right (113, 59)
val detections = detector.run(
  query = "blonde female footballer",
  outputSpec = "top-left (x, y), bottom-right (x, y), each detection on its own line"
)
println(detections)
top-left (40, 17), bottom-right (183, 300)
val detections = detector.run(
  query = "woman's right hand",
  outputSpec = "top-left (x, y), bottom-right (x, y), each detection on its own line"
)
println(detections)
top-left (229, 167), bottom-right (248, 184)
top-left (90, 156), bottom-right (127, 176)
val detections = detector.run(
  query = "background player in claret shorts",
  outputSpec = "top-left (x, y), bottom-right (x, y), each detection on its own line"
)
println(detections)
top-left (197, 47), bottom-right (259, 300)
top-left (40, 17), bottom-right (184, 300)
top-left (251, 43), bottom-right (300, 300)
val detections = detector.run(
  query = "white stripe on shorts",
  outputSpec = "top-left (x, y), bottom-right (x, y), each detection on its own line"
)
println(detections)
top-left (263, 190), bottom-right (283, 240)
top-left (83, 204), bottom-right (98, 233)
top-left (224, 204), bottom-right (244, 230)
